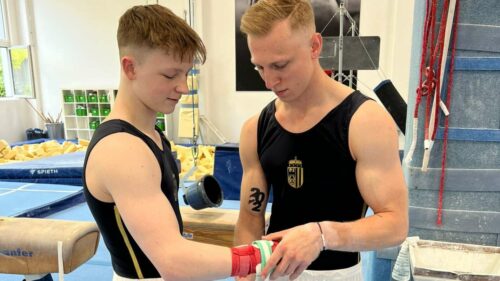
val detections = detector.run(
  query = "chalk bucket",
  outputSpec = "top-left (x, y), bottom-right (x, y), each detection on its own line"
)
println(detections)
top-left (46, 122), bottom-right (65, 139)
top-left (183, 175), bottom-right (223, 210)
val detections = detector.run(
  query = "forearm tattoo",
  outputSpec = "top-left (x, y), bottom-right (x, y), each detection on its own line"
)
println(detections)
top-left (248, 187), bottom-right (265, 212)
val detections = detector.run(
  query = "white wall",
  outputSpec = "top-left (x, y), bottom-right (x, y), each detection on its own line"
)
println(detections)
top-left (32, 0), bottom-right (141, 114)
top-left (198, 1), bottom-right (275, 143)
top-left (0, 99), bottom-right (38, 142)
top-left (357, 0), bottom-right (415, 102)
top-left (1, 0), bottom-right (414, 144)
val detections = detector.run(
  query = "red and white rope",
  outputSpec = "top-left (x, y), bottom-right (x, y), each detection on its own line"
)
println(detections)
top-left (422, 0), bottom-right (456, 171)
top-left (437, 0), bottom-right (459, 226)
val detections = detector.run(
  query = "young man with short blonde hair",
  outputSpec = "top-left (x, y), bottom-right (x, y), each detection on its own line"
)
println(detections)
top-left (235, 1), bottom-right (409, 280)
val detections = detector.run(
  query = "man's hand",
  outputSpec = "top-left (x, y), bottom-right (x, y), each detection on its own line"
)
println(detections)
top-left (261, 223), bottom-right (323, 280)
top-left (231, 240), bottom-right (279, 277)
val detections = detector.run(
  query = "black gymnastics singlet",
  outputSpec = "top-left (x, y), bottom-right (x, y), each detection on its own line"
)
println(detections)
top-left (83, 119), bottom-right (182, 278)
top-left (257, 91), bottom-right (371, 270)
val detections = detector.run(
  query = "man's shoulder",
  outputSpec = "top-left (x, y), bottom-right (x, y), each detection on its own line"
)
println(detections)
top-left (349, 98), bottom-right (397, 140)
top-left (242, 114), bottom-right (260, 132)
top-left (88, 132), bottom-right (160, 185)
top-left (353, 97), bottom-right (387, 118)
top-left (90, 132), bottom-right (152, 162)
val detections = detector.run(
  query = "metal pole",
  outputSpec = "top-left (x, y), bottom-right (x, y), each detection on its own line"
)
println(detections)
top-left (338, 0), bottom-right (344, 82)
top-left (348, 9), bottom-right (356, 88)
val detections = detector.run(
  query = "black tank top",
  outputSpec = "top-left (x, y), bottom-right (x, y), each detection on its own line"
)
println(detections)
top-left (257, 91), bottom-right (370, 270)
top-left (83, 119), bottom-right (182, 278)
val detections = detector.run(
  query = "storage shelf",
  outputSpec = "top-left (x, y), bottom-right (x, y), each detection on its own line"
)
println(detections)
top-left (62, 89), bottom-right (115, 140)
top-left (62, 88), bottom-right (167, 140)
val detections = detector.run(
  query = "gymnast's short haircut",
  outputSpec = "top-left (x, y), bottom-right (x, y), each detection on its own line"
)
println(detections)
top-left (117, 4), bottom-right (206, 64)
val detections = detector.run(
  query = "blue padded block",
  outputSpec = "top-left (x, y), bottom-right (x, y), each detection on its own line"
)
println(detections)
top-left (457, 24), bottom-right (500, 53)
top-left (0, 152), bottom-right (85, 186)
top-left (435, 127), bottom-right (500, 142)
top-left (454, 57), bottom-right (500, 71)
top-left (459, 0), bottom-right (500, 26)
top-left (213, 144), bottom-right (242, 200)
top-left (213, 143), bottom-right (276, 202)
top-left (445, 70), bottom-right (499, 129)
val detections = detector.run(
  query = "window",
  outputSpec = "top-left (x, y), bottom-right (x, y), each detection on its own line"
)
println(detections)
top-left (0, 0), bottom-right (8, 98)
top-left (9, 46), bottom-right (35, 97)
top-left (0, 48), bottom-right (9, 97)
top-left (0, 0), bottom-right (7, 42)
top-left (0, 0), bottom-right (36, 98)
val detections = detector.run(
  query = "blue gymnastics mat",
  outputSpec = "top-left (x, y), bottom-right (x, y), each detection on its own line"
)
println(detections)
top-left (0, 181), bottom-right (82, 217)
top-left (0, 152), bottom-right (85, 186)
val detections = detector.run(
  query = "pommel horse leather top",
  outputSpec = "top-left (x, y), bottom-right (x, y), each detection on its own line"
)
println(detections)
top-left (0, 217), bottom-right (100, 275)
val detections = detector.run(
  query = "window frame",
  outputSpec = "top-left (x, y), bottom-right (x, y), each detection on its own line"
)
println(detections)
top-left (9, 44), bottom-right (36, 98)
top-left (0, 0), bottom-right (10, 46)
top-left (0, 0), bottom-right (36, 99)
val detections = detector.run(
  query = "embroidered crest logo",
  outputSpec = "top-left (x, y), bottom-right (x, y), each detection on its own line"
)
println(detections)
top-left (287, 157), bottom-right (304, 189)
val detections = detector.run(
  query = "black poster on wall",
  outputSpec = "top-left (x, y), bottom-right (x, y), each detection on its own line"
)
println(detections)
top-left (235, 0), bottom-right (361, 91)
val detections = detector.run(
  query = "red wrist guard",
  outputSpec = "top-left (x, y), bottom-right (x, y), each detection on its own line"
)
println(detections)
top-left (231, 244), bottom-right (260, 277)
top-left (231, 241), bottom-right (278, 277)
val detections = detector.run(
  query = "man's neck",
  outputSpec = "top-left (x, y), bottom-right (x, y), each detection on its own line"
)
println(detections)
top-left (108, 86), bottom-right (157, 136)
top-left (280, 67), bottom-right (346, 113)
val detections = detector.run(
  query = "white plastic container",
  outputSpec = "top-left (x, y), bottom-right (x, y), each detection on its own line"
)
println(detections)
top-left (409, 238), bottom-right (500, 281)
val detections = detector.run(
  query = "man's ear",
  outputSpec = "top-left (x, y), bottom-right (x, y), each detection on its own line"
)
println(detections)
top-left (311, 33), bottom-right (322, 59)
top-left (122, 56), bottom-right (136, 80)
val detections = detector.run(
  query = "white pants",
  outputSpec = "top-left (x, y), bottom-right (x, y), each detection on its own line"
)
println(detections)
top-left (112, 262), bottom-right (362, 281)
top-left (113, 272), bottom-right (164, 281)
top-left (261, 262), bottom-right (363, 281)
